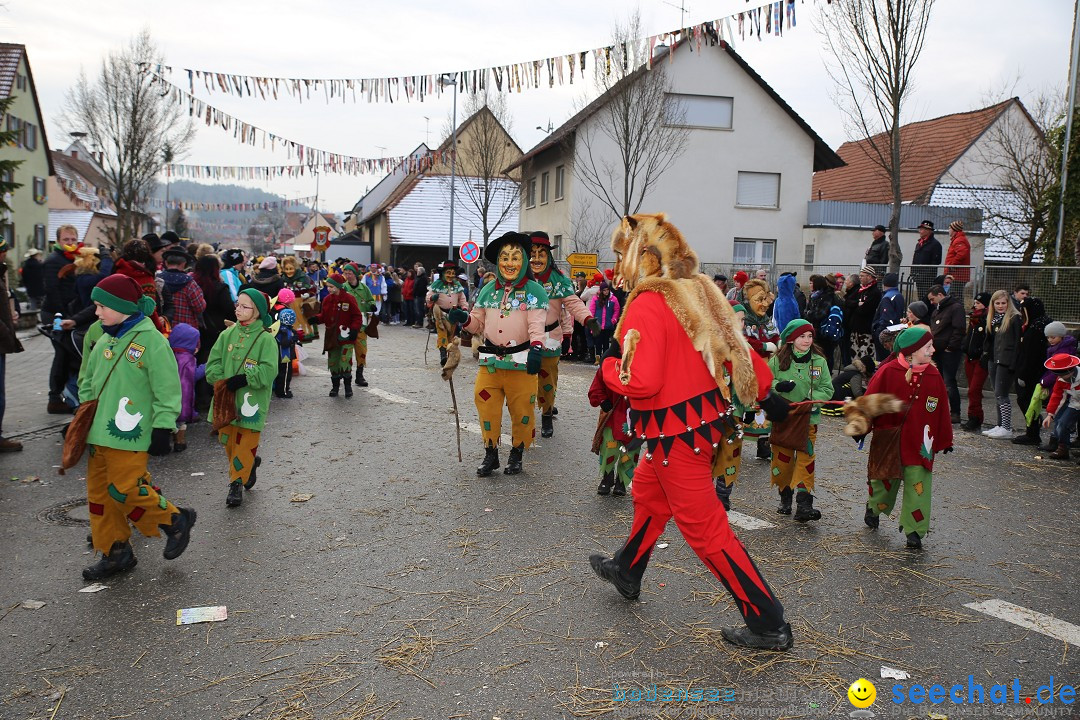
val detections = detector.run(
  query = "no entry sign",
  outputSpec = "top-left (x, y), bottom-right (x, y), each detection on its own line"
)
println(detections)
top-left (459, 240), bottom-right (480, 264)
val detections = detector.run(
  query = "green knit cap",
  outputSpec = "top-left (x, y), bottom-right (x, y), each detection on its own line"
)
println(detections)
top-left (238, 288), bottom-right (272, 328)
top-left (780, 318), bottom-right (814, 345)
top-left (731, 303), bottom-right (745, 313)
top-left (895, 326), bottom-right (931, 355)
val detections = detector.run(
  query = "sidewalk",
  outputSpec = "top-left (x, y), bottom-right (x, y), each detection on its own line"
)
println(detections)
top-left (4, 332), bottom-right (70, 438)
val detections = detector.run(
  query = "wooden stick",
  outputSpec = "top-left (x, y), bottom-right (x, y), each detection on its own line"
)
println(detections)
top-left (449, 376), bottom-right (463, 463)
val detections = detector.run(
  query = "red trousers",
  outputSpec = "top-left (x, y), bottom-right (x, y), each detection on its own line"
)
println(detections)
top-left (964, 359), bottom-right (989, 422)
top-left (613, 436), bottom-right (786, 633)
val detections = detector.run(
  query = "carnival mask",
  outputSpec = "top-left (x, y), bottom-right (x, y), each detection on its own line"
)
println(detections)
top-left (498, 245), bottom-right (524, 282)
top-left (747, 287), bottom-right (770, 317)
top-left (529, 246), bottom-right (550, 276)
top-left (442, 269), bottom-right (456, 284)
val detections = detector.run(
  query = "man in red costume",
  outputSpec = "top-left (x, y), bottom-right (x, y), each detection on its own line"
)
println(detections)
top-left (588, 213), bottom-right (795, 651)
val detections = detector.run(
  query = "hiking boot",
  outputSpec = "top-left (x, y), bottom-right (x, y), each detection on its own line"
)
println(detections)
top-left (439, 348), bottom-right (448, 367)
top-left (47, 400), bottom-right (70, 414)
top-left (1039, 437), bottom-right (1059, 453)
top-left (756, 437), bottom-right (771, 460)
top-left (503, 444), bottom-right (524, 475)
top-left (864, 506), bottom-right (879, 529)
top-left (794, 492), bottom-right (821, 522)
top-left (244, 456), bottom-right (261, 490)
top-left (161, 508), bottom-right (196, 560)
top-left (612, 478), bottom-right (626, 497)
top-left (343, 376), bottom-right (353, 398)
top-left (721, 623), bottom-right (794, 652)
top-left (776, 488), bottom-right (793, 515)
top-left (355, 367), bottom-right (368, 387)
top-left (597, 471), bottom-right (615, 496)
top-left (588, 554), bottom-right (640, 600)
top-left (0, 437), bottom-right (23, 452)
top-left (1012, 425), bottom-right (1040, 445)
top-left (82, 541), bottom-right (137, 581)
top-left (541, 413), bottom-right (554, 438)
top-left (226, 482), bottom-right (243, 507)
top-left (329, 375), bottom-right (340, 397)
top-left (961, 417), bottom-right (982, 431)
top-left (714, 479), bottom-right (732, 511)
top-left (476, 447), bottom-right (500, 477)
top-left (173, 427), bottom-right (187, 453)
top-left (906, 531), bottom-right (923, 549)
top-left (1050, 443), bottom-right (1071, 461)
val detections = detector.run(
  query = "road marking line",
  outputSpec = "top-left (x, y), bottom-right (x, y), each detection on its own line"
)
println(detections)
top-left (726, 511), bottom-right (776, 530)
top-left (460, 422), bottom-right (536, 448)
top-left (363, 387), bottom-right (414, 404)
top-left (963, 599), bottom-right (1080, 645)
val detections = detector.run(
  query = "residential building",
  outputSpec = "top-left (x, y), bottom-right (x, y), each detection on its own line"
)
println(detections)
top-left (345, 107), bottom-right (522, 270)
top-left (48, 143), bottom-right (118, 248)
top-left (507, 40), bottom-right (843, 267)
top-left (0, 43), bottom-right (53, 264)
top-left (810, 99), bottom-right (1046, 264)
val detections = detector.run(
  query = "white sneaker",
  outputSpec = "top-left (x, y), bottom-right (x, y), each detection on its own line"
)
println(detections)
top-left (987, 426), bottom-right (1014, 439)
top-left (981, 426), bottom-right (999, 436)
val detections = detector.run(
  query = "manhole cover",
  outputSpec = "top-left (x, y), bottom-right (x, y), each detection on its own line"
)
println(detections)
top-left (37, 497), bottom-right (90, 527)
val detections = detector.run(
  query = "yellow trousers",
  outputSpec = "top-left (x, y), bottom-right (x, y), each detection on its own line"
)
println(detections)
top-left (436, 322), bottom-right (451, 350)
top-left (536, 355), bottom-right (560, 414)
top-left (219, 425), bottom-right (262, 485)
top-left (474, 367), bottom-right (537, 448)
top-left (87, 445), bottom-right (178, 555)
top-left (354, 330), bottom-right (368, 368)
top-left (769, 425), bottom-right (817, 492)
top-left (711, 434), bottom-right (744, 487)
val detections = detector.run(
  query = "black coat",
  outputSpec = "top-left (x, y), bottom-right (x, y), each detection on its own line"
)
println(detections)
top-left (961, 310), bottom-right (987, 361)
top-left (929, 295), bottom-right (965, 352)
top-left (804, 289), bottom-right (839, 331)
top-left (241, 270), bottom-right (284, 299)
top-left (912, 236), bottom-right (943, 267)
top-left (21, 257), bottom-right (45, 297)
top-left (864, 237), bottom-right (890, 271)
top-left (983, 315), bottom-right (1022, 371)
top-left (41, 248), bottom-right (76, 316)
top-left (843, 283), bottom-right (882, 334)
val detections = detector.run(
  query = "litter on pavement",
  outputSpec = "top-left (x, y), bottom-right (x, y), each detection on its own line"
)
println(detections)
top-left (176, 606), bottom-right (228, 625)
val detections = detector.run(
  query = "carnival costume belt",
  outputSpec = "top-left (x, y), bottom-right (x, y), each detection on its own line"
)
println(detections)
top-left (544, 319), bottom-right (560, 332)
top-left (478, 341), bottom-right (532, 357)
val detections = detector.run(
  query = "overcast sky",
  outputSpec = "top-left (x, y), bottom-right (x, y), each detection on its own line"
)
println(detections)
top-left (5, 0), bottom-right (1072, 219)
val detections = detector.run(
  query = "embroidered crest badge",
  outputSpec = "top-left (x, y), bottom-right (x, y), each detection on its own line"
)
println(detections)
top-left (244, 359), bottom-right (258, 370)
top-left (126, 342), bottom-right (146, 363)
top-left (810, 365), bottom-right (822, 379)
top-left (925, 396), bottom-right (939, 412)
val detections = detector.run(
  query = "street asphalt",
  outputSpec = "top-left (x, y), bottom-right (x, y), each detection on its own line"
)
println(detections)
top-left (0, 328), bottom-right (1076, 720)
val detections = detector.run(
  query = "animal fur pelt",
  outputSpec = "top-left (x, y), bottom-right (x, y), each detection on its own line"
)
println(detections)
top-left (431, 306), bottom-right (462, 381)
top-left (609, 213), bottom-right (758, 406)
top-left (843, 393), bottom-right (904, 436)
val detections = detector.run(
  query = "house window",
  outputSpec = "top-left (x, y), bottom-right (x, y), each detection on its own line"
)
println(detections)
top-left (803, 244), bottom-right (815, 266)
top-left (1, 224), bottom-right (13, 251)
top-left (664, 93), bottom-right (733, 129)
top-left (526, 177), bottom-right (537, 208)
top-left (554, 165), bottom-right (565, 200)
top-left (33, 177), bottom-right (46, 204)
top-left (733, 238), bottom-right (775, 268)
top-left (25, 123), bottom-right (36, 151)
top-left (540, 172), bottom-right (550, 204)
top-left (34, 224), bottom-right (46, 249)
top-left (736, 171), bottom-right (781, 208)
top-left (553, 234), bottom-right (563, 260)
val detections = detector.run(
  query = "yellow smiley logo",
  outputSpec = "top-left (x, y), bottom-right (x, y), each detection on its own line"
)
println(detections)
top-left (847, 678), bottom-right (876, 708)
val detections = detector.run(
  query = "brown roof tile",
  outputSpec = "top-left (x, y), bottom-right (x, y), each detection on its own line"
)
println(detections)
top-left (811, 99), bottom-right (1016, 204)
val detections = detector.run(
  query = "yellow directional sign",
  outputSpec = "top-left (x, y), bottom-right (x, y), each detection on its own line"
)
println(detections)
top-left (566, 252), bottom-right (598, 267)
top-left (570, 265), bottom-right (600, 279)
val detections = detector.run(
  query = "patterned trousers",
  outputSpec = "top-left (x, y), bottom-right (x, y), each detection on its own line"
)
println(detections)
top-left (87, 445), bottom-right (178, 555)
top-left (867, 465), bottom-right (933, 538)
top-left (598, 426), bottom-right (637, 485)
top-left (474, 366), bottom-right (537, 448)
top-left (219, 425), bottom-right (262, 486)
top-left (536, 355), bottom-right (560, 415)
top-left (769, 425), bottom-right (817, 492)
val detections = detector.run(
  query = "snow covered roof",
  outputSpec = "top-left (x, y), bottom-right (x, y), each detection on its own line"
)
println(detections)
top-left (387, 175), bottom-right (519, 247)
top-left (48, 209), bottom-right (94, 244)
top-left (930, 184), bottom-right (1041, 263)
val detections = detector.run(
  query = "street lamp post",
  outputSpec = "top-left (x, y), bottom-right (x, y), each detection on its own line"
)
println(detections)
top-left (441, 73), bottom-right (458, 261)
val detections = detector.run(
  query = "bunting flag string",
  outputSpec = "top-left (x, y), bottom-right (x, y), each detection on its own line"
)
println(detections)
top-left (141, 195), bottom-right (318, 212)
top-left (155, 1), bottom-right (806, 105)
top-left (161, 157), bottom-right (437, 181)
top-left (149, 72), bottom-right (448, 171)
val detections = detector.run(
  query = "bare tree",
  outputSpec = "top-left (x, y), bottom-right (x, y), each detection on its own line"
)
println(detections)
top-left (817, 0), bottom-right (936, 273)
top-left (440, 90), bottom-right (521, 249)
top-left (61, 31), bottom-right (194, 245)
top-left (568, 197), bottom-right (609, 255)
top-left (573, 11), bottom-right (690, 221)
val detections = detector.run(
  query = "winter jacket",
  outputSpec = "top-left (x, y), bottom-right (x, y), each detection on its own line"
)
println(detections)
top-left (929, 295), bottom-right (965, 353)
top-left (588, 293), bottom-right (621, 330)
top-left (74, 271), bottom-right (105, 313)
top-left (314, 290), bottom-right (364, 353)
top-left (912, 235), bottom-right (943, 268)
top-left (42, 248), bottom-right (77, 316)
top-left (169, 322), bottom-right (204, 425)
top-left (772, 274), bottom-right (800, 334)
top-left (220, 266), bottom-right (244, 302)
top-left (402, 277), bottom-right (415, 301)
top-left (805, 288), bottom-right (839, 331)
top-left (160, 269), bottom-right (207, 328)
top-left (767, 349), bottom-right (834, 429)
top-left (345, 280), bottom-right (377, 313)
top-left (1014, 299), bottom-right (1051, 386)
top-left (20, 256), bottom-right (45, 298)
top-left (0, 261), bottom-right (24, 355)
top-left (78, 316), bottom-right (180, 451)
top-left (844, 282), bottom-right (882, 334)
top-left (1046, 368), bottom-right (1080, 414)
top-left (961, 308), bottom-right (987, 361)
top-left (240, 269), bottom-right (284, 300)
top-left (204, 320), bottom-right (278, 432)
top-left (944, 232), bottom-right (971, 283)
top-left (111, 259), bottom-right (165, 332)
top-left (1042, 336), bottom-right (1079, 389)
top-left (865, 357), bottom-right (953, 470)
top-left (412, 273), bottom-right (428, 300)
top-left (984, 313), bottom-right (1022, 371)
top-left (864, 236), bottom-right (890, 273)
top-left (872, 287), bottom-right (906, 338)
top-left (588, 366), bottom-right (633, 444)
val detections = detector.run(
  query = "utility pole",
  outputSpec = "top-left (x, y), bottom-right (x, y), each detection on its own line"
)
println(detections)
top-left (440, 73), bottom-right (459, 261)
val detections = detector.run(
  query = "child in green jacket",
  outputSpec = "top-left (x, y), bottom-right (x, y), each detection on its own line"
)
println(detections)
top-left (767, 319), bottom-right (834, 521)
top-left (78, 275), bottom-right (196, 580)
top-left (205, 288), bottom-right (279, 508)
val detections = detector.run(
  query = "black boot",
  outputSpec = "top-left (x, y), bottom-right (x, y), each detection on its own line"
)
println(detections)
top-left (961, 417), bottom-right (981, 431)
top-left (226, 481), bottom-right (243, 507)
top-left (1012, 422), bottom-right (1041, 445)
top-left (714, 479), bottom-right (732, 511)
top-left (588, 554), bottom-right (640, 600)
top-left (476, 447), bottom-right (500, 476)
top-left (244, 456), bottom-right (261, 490)
top-left (776, 488), bottom-right (793, 515)
top-left (906, 531), bottom-right (923, 549)
top-left (83, 541), bottom-right (137, 581)
top-left (161, 508), bottom-right (196, 559)
top-left (343, 375), bottom-right (353, 398)
top-left (612, 477), bottom-right (626, 496)
top-left (504, 443), bottom-right (524, 475)
top-left (756, 437), bottom-right (771, 460)
top-left (541, 413), bottom-right (554, 438)
top-left (355, 366), bottom-right (368, 387)
top-left (86, 533), bottom-right (93, 546)
top-left (1039, 436), bottom-right (1059, 453)
top-left (721, 623), bottom-right (793, 652)
top-left (864, 506), bottom-right (879, 529)
top-left (793, 492), bottom-right (821, 522)
top-left (439, 348), bottom-right (448, 367)
top-left (329, 374), bottom-right (341, 397)
top-left (597, 471), bottom-right (615, 496)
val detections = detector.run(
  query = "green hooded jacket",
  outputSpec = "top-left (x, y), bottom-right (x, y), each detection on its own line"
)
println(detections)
top-left (205, 320), bottom-right (279, 431)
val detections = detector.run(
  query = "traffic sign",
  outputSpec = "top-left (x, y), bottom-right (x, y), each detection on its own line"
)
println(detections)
top-left (570, 265), bottom-right (600, 279)
top-left (566, 252), bottom-right (598, 267)
top-left (459, 240), bottom-right (480, 264)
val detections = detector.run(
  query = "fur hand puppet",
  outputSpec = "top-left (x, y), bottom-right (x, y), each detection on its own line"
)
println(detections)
top-left (609, 212), bottom-right (758, 406)
top-left (842, 393), bottom-right (904, 436)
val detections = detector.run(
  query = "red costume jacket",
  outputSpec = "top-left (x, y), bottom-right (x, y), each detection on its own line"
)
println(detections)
top-left (601, 290), bottom-right (773, 461)
top-left (588, 367), bottom-right (633, 444)
top-left (314, 291), bottom-right (363, 351)
top-left (864, 357), bottom-right (953, 470)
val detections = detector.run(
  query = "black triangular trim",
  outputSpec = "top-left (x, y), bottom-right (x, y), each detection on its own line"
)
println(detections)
top-left (670, 401), bottom-right (688, 426)
top-left (653, 407), bottom-right (668, 431)
top-left (628, 409), bottom-right (640, 429)
top-left (638, 409), bottom-right (653, 433)
top-left (688, 393), bottom-right (704, 419)
top-left (646, 437), bottom-right (660, 454)
top-left (695, 425), bottom-right (713, 444)
top-left (660, 436), bottom-right (676, 456)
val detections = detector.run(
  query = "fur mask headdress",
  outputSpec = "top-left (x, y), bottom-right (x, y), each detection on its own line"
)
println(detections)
top-left (609, 213), bottom-right (758, 406)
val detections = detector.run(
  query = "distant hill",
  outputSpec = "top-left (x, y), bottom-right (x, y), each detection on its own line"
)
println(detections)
top-left (150, 180), bottom-right (302, 206)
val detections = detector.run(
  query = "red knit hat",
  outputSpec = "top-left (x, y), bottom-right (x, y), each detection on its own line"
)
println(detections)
top-left (733, 270), bottom-right (749, 285)
top-left (327, 273), bottom-right (347, 289)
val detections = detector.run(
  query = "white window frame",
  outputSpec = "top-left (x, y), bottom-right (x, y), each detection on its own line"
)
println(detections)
top-left (733, 238), bottom-right (776, 268)
top-left (803, 244), bottom-right (815, 266)
top-left (540, 171), bottom-right (549, 205)
top-left (664, 93), bottom-right (733, 130)
top-left (554, 165), bottom-right (565, 200)
top-left (526, 177), bottom-right (537, 208)
top-left (552, 234), bottom-right (563, 260)
top-left (735, 171), bottom-right (781, 209)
